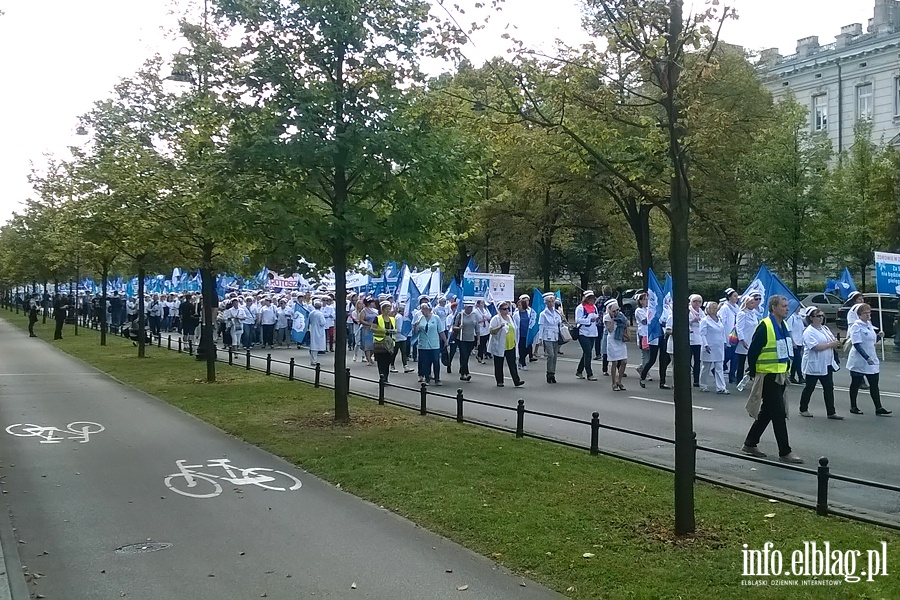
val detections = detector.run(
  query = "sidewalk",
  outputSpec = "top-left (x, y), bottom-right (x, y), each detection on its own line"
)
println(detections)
top-left (0, 318), bottom-right (559, 600)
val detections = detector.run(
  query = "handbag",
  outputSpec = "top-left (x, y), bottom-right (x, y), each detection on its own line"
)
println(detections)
top-left (374, 335), bottom-right (395, 354)
top-left (569, 324), bottom-right (580, 341)
top-left (558, 322), bottom-right (572, 344)
top-left (728, 325), bottom-right (739, 345)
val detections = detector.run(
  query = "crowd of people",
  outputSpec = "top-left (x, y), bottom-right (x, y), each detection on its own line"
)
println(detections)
top-left (14, 281), bottom-right (894, 465)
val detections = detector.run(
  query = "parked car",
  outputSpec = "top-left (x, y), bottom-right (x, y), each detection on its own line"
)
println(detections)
top-left (835, 293), bottom-right (899, 337)
top-left (798, 292), bottom-right (844, 323)
top-left (618, 289), bottom-right (644, 323)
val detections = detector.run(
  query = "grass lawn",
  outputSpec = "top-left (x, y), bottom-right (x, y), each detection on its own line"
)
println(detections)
top-left (6, 312), bottom-right (900, 599)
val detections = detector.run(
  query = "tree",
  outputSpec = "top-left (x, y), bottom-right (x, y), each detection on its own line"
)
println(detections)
top-left (747, 96), bottom-right (831, 289)
top-left (218, 0), bottom-right (472, 422)
top-left (825, 120), bottom-right (900, 290)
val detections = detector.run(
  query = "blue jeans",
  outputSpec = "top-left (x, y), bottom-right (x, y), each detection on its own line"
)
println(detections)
top-left (577, 335), bottom-right (596, 377)
top-left (418, 348), bottom-right (441, 382)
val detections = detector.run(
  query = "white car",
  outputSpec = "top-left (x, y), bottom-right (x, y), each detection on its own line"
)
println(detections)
top-left (798, 292), bottom-right (844, 323)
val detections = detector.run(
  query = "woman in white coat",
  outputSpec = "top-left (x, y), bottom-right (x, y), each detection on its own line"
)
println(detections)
top-left (698, 301), bottom-right (727, 394)
top-left (688, 294), bottom-right (704, 387)
top-left (306, 299), bottom-right (327, 366)
top-left (487, 301), bottom-right (524, 388)
top-left (224, 298), bottom-right (244, 351)
top-left (847, 303), bottom-right (892, 416)
top-left (799, 306), bottom-right (843, 419)
top-left (604, 299), bottom-right (629, 391)
top-left (734, 292), bottom-right (761, 382)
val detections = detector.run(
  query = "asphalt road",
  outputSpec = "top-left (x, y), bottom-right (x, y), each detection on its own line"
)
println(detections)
top-left (210, 336), bottom-right (900, 524)
top-left (0, 320), bottom-right (559, 600)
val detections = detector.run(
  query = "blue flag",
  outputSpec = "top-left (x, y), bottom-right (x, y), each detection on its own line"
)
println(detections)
top-left (527, 289), bottom-right (545, 346)
top-left (837, 267), bottom-right (857, 301)
top-left (464, 257), bottom-right (479, 275)
top-left (403, 277), bottom-right (422, 340)
top-left (743, 264), bottom-right (801, 319)
top-left (646, 268), bottom-right (665, 341)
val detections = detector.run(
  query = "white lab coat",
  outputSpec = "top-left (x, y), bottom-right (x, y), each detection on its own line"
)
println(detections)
top-left (487, 314), bottom-right (516, 357)
top-left (847, 319), bottom-right (879, 375)
top-left (735, 309), bottom-right (759, 356)
top-left (699, 315), bottom-right (725, 363)
top-left (307, 308), bottom-right (327, 352)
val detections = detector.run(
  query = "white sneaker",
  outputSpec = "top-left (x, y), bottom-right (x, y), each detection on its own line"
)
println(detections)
top-left (699, 386), bottom-right (709, 393)
top-left (352, 356), bottom-right (358, 362)
top-left (521, 364), bottom-right (528, 371)
top-left (404, 367), bottom-right (414, 373)
top-left (716, 389), bottom-right (730, 395)
top-left (390, 367), bottom-right (398, 373)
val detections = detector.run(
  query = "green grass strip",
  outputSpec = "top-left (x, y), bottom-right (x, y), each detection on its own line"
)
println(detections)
top-left (6, 312), bottom-right (900, 599)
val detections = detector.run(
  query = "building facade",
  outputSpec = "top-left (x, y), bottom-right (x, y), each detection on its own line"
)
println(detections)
top-left (762, 0), bottom-right (900, 153)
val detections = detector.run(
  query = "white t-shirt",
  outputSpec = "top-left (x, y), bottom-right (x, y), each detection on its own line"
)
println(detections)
top-left (847, 320), bottom-right (879, 375)
top-left (801, 325), bottom-right (838, 376)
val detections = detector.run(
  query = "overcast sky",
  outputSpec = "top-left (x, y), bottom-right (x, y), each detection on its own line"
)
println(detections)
top-left (0, 0), bottom-right (873, 224)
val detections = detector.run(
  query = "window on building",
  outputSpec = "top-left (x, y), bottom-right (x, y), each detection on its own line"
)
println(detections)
top-left (895, 78), bottom-right (900, 116)
top-left (813, 95), bottom-right (828, 131)
top-left (857, 84), bottom-right (873, 121)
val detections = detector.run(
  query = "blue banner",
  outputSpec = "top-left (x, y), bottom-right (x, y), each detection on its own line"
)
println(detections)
top-left (646, 268), bottom-right (665, 341)
top-left (875, 252), bottom-right (900, 295)
top-left (743, 264), bottom-right (801, 318)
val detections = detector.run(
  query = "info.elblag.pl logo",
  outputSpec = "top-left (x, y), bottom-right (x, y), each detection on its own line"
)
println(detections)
top-left (741, 542), bottom-right (889, 586)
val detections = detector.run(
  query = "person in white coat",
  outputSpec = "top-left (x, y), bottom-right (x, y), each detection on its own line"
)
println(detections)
top-left (698, 301), bottom-right (727, 394)
top-left (224, 298), bottom-right (245, 351)
top-left (474, 299), bottom-right (492, 363)
top-left (487, 301), bottom-right (524, 388)
top-left (575, 290), bottom-right (601, 381)
top-left (718, 288), bottom-right (740, 383)
top-left (538, 292), bottom-right (562, 384)
top-left (306, 300), bottom-right (327, 365)
top-left (688, 294), bottom-right (704, 387)
top-left (735, 292), bottom-right (761, 382)
top-left (845, 291), bottom-right (865, 328)
top-left (787, 305), bottom-right (806, 384)
top-left (634, 293), bottom-right (650, 379)
top-left (847, 303), bottom-right (892, 416)
top-left (799, 306), bottom-right (843, 419)
top-left (274, 299), bottom-right (290, 348)
top-left (604, 299), bottom-right (629, 391)
top-left (291, 305), bottom-right (307, 349)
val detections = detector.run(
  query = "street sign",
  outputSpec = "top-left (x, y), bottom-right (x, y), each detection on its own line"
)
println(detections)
top-left (875, 252), bottom-right (900, 295)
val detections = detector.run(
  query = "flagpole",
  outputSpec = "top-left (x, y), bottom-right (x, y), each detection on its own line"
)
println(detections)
top-left (879, 294), bottom-right (886, 360)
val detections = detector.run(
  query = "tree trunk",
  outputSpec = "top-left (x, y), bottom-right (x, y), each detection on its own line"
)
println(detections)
top-left (42, 279), bottom-right (48, 324)
top-left (579, 272), bottom-right (590, 291)
top-left (456, 243), bottom-right (469, 282)
top-left (137, 265), bottom-right (146, 358)
top-left (333, 244), bottom-right (350, 423)
top-left (665, 0), bottom-right (695, 536)
top-left (100, 265), bottom-right (108, 346)
top-left (199, 255), bottom-right (218, 383)
top-left (540, 235), bottom-right (552, 292)
top-left (499, 261), bottom-right (510, 274)
top-left (860, 261), bottom-right (868, 293)
top-left (727, 252), bottom-right (741, 289)
top-left (74, 262), bottom-right (79, 336)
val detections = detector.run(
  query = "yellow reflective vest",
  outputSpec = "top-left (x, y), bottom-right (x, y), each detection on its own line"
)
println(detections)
top-left (755, 317), bottom-right (790, 374)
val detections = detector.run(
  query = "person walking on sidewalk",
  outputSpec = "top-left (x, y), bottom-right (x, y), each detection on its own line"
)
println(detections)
top-left (53, 294), bottom-right (69, 340)
top-left (371, 301), bottom-right (396, 382)
top-left (307, 300), bottom-right (327, 366)
top-left (699, 301), bottom-right (728, 394)
top-left (453, 300), bottom-right (480, 382)
top-left (847, 303), bottom-right (892, 416)
top-left (604, 299), bottom-right (629, 391)
top-left (28, 294), bottom-right (39, 337)
top-left (741, 295), bottom-right (804, 464)
top-left (799, 306), bottom-right (843, 419)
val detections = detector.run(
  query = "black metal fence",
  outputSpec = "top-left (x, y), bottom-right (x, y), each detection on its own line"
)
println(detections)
top-left (7, 301), bottom-right (900, 532)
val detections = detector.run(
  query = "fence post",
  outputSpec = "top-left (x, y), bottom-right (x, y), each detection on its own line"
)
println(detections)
top-left (378, 375), bottom-right (386, 405)
top-left (817, 457), bottom-right (830, 516)
top-left (157, 334), bottom-right (161, 347)
top-left (245, 350), bottom-right (251, 370)
top-left (315, 363), bottom-right (321, 388)
top-left (188, 339), bottom-right (193, 356)
top-left (289, 358), bottom-right (295, 381)
top-left (346, 368), bottom-right (351, 389)
top-left (419, 383), bottom-right (427, 415)
top-left (456, 388), bottom-right (464, 423)
top-left (178, 338), bottom-right (182, 353)
top-left (516, 399), bottom-right (525, 438)
top-left (266, 353), bottom-right (272, 375)
top-left (228, 348), bottom-right (233, 366)
top-left (590, 412), bottom-right (600, 456)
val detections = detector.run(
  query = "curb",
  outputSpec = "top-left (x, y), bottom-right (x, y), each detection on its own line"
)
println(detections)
top-left (0, 504), bottom-right (28, 600)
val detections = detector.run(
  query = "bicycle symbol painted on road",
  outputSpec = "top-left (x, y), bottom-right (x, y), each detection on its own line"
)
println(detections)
top-left (163, 459), bottom-right (302, 499)
top-left (5, 422), bottom-right (105, 444)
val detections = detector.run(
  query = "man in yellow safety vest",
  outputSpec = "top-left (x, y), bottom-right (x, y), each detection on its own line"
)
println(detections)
top-left (741, 294), bottom-right (804, 464)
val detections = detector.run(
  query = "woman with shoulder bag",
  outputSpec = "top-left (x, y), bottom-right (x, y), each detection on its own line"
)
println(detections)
top-left (847, 304), bottom-right (892, 416)
top-left (371, 301), bottom-right (396, 382)
top-left (487, 301), bottom-right (524, 388)
top-left (799, 307), bottom-right (843, 419)
top-left (538, 292), bottom-right (562, 384)
top-left (575, 290), bottom-right (600, 381)
top-left (604, 299), bottom-right (629, 391)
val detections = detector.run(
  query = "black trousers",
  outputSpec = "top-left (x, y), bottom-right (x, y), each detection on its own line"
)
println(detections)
top-left (744, 374), bottom-right (792, 457)
top-left (374, 350), bottom-right (392, 382)
top-left (457, 340), bottom-right (475, 376)
top-left (262, 324), bottom-right (275, 346)
top-left (477, 335), bottom-right (489, 360)
top-left (799, 368), bottom-right (836, 415)
top-left (493, 348), bottom-right (522, 385)
top-left (517, 336), bottom-right (531, 366)
top-left (391, 339), bottom-right (409, 368)
top-left (790, 346), bottom-right (804, 380)
top-left (850, 372), bottom-right (882, 410)
top-left (54, 317), bottom-right (65, 339)
top-left (28, 318), bottom-right (37, 336)
top-left (690, 344), bottom-right (701, 385)
top-left (640, 344), bottom-right (660, 381)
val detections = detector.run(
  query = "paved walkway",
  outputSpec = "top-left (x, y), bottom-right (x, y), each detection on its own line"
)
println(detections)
top-left (0, 319), bottom-right (559, 599)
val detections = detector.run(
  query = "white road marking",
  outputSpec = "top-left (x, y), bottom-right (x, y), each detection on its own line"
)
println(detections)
top-left (164, 459), bottom-right (301, 499)
top-left (628, 396), bottom-right (713, 411)
top-left (5, 421), bottom-right (105, 443)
